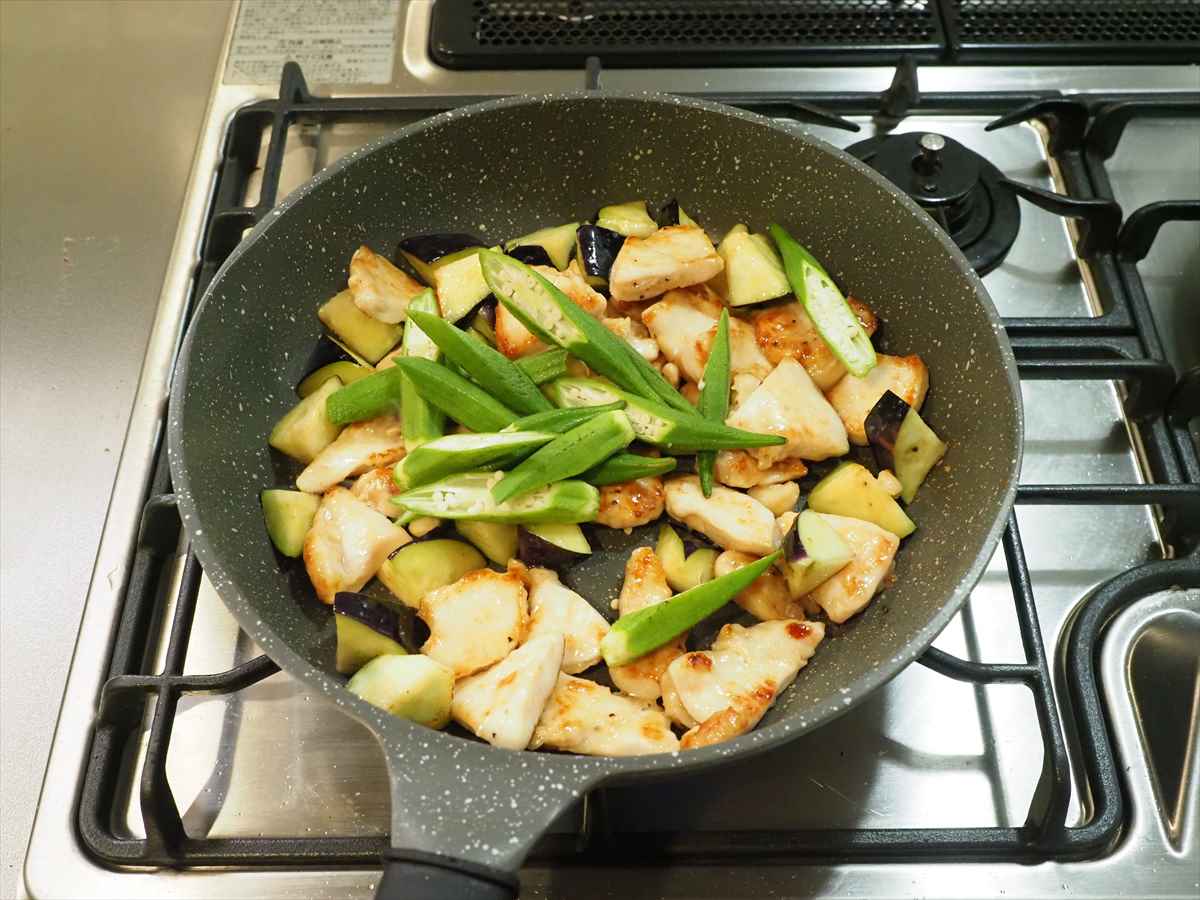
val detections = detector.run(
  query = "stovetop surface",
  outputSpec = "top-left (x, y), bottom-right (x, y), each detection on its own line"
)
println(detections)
top-left (23, 3), bottom-right (1200, 898)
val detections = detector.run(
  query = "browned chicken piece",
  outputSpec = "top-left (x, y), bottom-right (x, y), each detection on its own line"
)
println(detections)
top-left (747, 481), bottom-right (800, 516)
top-left (350, 466), bottom-right (402, 516)
top-left (608, 225), bottom-right (724, 303)
top-left (522, 567), bottom-right (610, 674)
top-left (664, 475), bottom-right (778, 556)
top-left (419, 563), bottom-right (529, 678)
top-left (666, 619), bottom-right (825, 747)
top-left (825, 353), bottom-right (929, 445)
top-left (495, 261), bottom-right (606, 358)
top-left (295, 414), bottom-right (405, 494)
top-left (594, 477), bottom-right (665, 530)
top-left (528, 673), bottom-right (679, 755)
top-left (609, 548), bottom-right (685, 700)
top-left (348, 245), bottom-right (427, 324)
top-left (642, 286), bottom-right (772, 384)
top-left (805, 514), bottom-right (899, 623)
top-left (302, 487), bottom-right (410, 604)
top-left (713, 451), bottom-right (808, 489)
top-left (606, 296), bottom-right (656, 322)
top-left (602, 316), bottom-right (660, 361)
top-left (714, 550), bottom-right (807, 622)
top-left (752, 296), bottom-right (879, 391)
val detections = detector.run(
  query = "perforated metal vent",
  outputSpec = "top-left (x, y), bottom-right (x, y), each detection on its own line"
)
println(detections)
top-left (430, 0), bottom-right (946, 69)
top-left (948, 0), bottom-right (1200, 61)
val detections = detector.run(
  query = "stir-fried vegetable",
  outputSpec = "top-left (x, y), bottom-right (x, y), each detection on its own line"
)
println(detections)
top-left (394, 472), bottom-right (600, 523)
top-left (503, 401), bottom-right (625, 435)
top-left (696, 308), bottom-right (732, 496)
top-left (393, 430), bottom-right (555, 490)
top-left (582, 452), bottom-right (677, 486)
top-left (398, 289), bottom-right (446, 451)
top-left (388, 356), bottom-right (519, 433)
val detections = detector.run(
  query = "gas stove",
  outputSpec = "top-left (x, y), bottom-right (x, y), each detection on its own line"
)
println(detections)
top-left (24, 3), bottom-right (1200, 898)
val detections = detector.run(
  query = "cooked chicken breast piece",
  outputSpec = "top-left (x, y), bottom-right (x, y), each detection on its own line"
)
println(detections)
top-left (726, 358), bottom-right (849, 465)
top-left (752, 297), bottom-right (878, 390)
top-left (805, 513), bottom-right (899, 623)
top-left (664, 475), bottom-right (778, 556)
top-left (713, 451), bottom-right (808, 489)
top-left (602, 316), bottom-right (660, 361)
top-left (714, 550), bottom-right (807, 622)
top-left (608, 225), bottom-right (724, 303)
top-left (641, 286), bottom-right (772, 384)
top-left (594, 476), bottom-right (665, 530)
top-left (747, 481), bottom-right (800, 516)
top-left (826, 353), bottom-right (929, 445)
top-left (610, 547), bottom-right (685, 700)
top-left (523, 568), bottom-right (610, 674)
top-left (302, 487), bottom-right (410, 604)
top-left (451, 632), bottom-right (564, 750)
top-left (529, 673), bottom-right (679, 755)
top-left (419, 564), bottom-right (529, 677)
top-left (659, 668), bottom-right (697, 729)
top-left (667, 619), bottom-right (825, 748)
top-left (350, 466), bottom-right (402, 516)
top-left (296, 414), bottom-right (406, 494)
top-left (348, 245), bottom-right (427, 324)
top-left (495, 261), bottom-right (606, 358)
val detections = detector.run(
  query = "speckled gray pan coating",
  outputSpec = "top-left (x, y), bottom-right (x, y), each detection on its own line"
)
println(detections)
top-left (168, 92), bottom-right (1021, 869)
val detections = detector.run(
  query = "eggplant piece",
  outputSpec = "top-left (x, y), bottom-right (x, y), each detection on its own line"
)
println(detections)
top-left (782, 509), bottom-right (854, 598)
top-left (261, 489), bottom-right (320, 557)
top-left (655, 198), bottom-right (699, 229)
top-left (504, 222), bottom-right (579, 270)
top-left (297, 360), bottom-right (371, 398)
top-left (865, 390), bottom-right (947, 503)
top-left (333, 591), bottom-right (413, 673)
top-left (317, 291), bottom-right (403, 364)
top-left (807, 462), bottom-right (916, 538)
top-left (716, 225), bottom-right (791, 307)
top-left (596, 200), bottom-right (658, 238)
top-left (396, 233), bottom-right (485, 283)
top-left (376, 539), bottom-right (486, 608)
top-left (454, 520), bottom-right (519, 565)
top-left (575, 224), bottom-right (626, 280)
top-left (506, 244), bottom-right (555, 268)
top-left (518, 523), bottom-right (591, 568)
top-left (656, 523), bottom-right (717, 592)
top-left (347, 654), bottom-right (453, 728)
top-left (267, 377), bottom-right (345, 463)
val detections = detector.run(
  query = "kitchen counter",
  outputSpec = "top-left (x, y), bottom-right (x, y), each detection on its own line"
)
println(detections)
top-left (0, 1), bottom-right (232, 893)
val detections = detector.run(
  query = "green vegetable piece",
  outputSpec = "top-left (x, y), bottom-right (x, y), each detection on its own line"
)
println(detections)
top-left (655, 523), bottom-right (717, 592)
top-left (432, 249), bottom-right (492, 323)
top-left (514, 348), bottom-right (569, 385)
top-left (503, 401), bottom-right (625, 435)
top-left (376, 539), bottom-right (486, 608)
top-left (297, 360), bottom-right (371, 398)
top-left (324, 366), bottom-right (405, 426)
top-left (491, 409), bottom-right (636, 504)
top-left (388, 356), bottom-right (519, 433)
top-left (596, 200), bottom-right (658, 237)
top-left (269, 378), bottom-right (345, 463)
top-left (504, 222), bottom-right (579, 269)
top-left (769, 224), bottom-right (876, 378)
top-left (399, 289), bottom-right (446, 451)
top-left (467, 307), bottom-right (497, 346)
top-left (807, 462), bottom-right (916, 538)
top-left (394, 473), bottom-right (599, 524)
top-left (393, 430), bottom-right (555, 489)
top-left (317, 290), bottom-right (403, 364)
top-left (548, 377), bottom-right (786, 453)
top-left (582, 452), bottom-right (677, 486)
top-left (455, 520), bottom-right (519, 564)
top-left (480, 250), bottom-right (661, 403)
top-left (333, 594), bottom-right (408, 674)
top-left (407, 309), bottom-right (551, 416)
top-left (347, 654), bottom-right (453, 729)
top-left (696, 308), bottom-right (732, 496)
top-left (260, 489), bottom-right (320, 557)
top-left (601, 550), bottom-right (783, 666)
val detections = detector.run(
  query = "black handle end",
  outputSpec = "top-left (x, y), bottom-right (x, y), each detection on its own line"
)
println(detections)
top-left (376, 849), bottom-right (519, 900)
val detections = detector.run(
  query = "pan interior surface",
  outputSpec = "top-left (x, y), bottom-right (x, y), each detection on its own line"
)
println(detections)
top-left (171, 93), bottom-right (1020, 774)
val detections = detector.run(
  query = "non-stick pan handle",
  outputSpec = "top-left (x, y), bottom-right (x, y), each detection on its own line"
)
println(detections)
top-left (376, 849), bottom-right (519, 900)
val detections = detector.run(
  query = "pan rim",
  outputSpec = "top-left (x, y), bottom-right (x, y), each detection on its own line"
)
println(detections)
top-left (168, 89), bottom-right (1022, 783)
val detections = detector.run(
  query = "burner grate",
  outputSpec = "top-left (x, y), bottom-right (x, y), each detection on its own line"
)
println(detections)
top-left (75, 62), bottom-right (1200, 873)
top-left (431, 0), bottom-right (946, 68)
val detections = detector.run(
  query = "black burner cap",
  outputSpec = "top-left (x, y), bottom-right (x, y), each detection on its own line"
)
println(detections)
top-left (846, 132), bottom-right (1020, 276)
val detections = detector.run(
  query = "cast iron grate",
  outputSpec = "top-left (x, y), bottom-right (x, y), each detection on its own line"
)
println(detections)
top-left (431, 0), bottom-right (947, 68)
top-left (948, 0), bottom-right (1200, 62)
top-left (76, 62), bottom-right (1200, 871)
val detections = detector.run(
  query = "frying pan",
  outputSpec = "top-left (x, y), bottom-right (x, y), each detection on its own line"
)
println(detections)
top-left (168, 92), bottom-right (1021, 899)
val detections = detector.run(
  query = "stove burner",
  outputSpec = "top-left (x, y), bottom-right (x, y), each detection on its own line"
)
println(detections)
top-left (846, 132), bottom-right (1020, 275)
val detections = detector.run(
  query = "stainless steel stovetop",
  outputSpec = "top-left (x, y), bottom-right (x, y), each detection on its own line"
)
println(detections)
top-left (25, 3), bottom-right (1199, 898)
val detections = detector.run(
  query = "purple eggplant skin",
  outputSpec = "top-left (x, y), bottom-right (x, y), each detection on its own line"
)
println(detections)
top-left (783, 524), bottom-right (808, 565)
top-left (656, 197), bottom-right (683, 227)
top-left (517, 528), bottom-right (586, 569)
top-left (506, 245), bottom-right (555, 268)
top-left (395, 233), bottom-right (484, 264)
top-left (475, 297), bottom-right (498, 328)
top-left (576, 224), bottom-right (625, 278)
top-left (333, 592), bottom-right (419, 650)
top-left (865, 390), bottom-right (911, 473)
